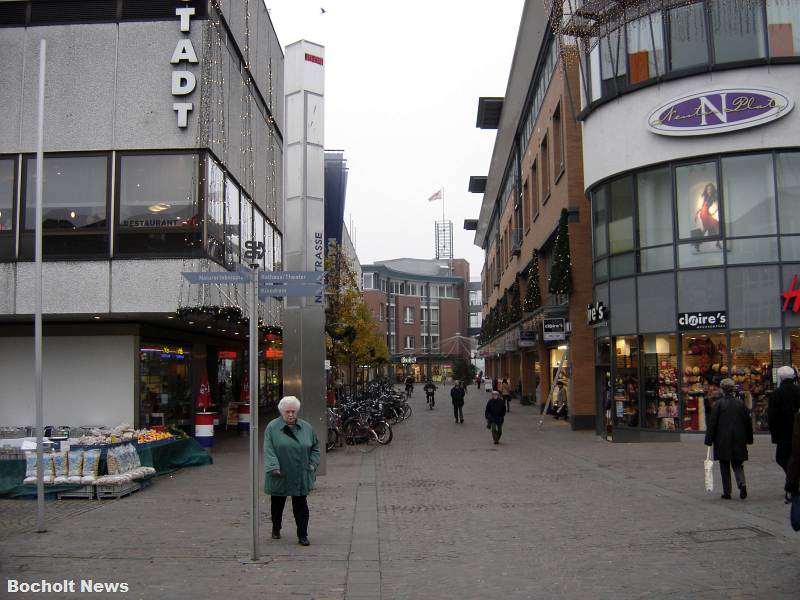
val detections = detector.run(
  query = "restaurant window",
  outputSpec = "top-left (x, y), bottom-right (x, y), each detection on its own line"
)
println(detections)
top-left (668, 2), bottom-right (709, 71)
top-left (206, 157), bottom-right (225, 264)
top-left (777, 153), bottom-right (800, 234)
top-left (722, 154), bottom-right (776, 238)
top-left (224, 178), bottom-right (240, 267)
top-left (642, 334), bottom-right (678, 430)
top-left (637, 167), bottom-right (673, 248)
top-left (593, 185), bottom-right (608, 257)
top-left (0, 158), bottom-right (15, 259)
top-left (710, 0), bottom-right (766, 63)
top-left (23, 154), bottom-right (109, 258)
top-left (627, 12), bottom-right (665, 84)
top-left (730, 329), bottom-right (780, 433)
top-left (608, 176), bottom-right (634, 254)
top-left (767, 0), bottom-right (800, 57)
top-left (681, 331), bottom-right (727, 432)
top-left (600, 28), bottom-right (627, 96)
top-left (613, 336), bottom-right (640, 427)
top-left (139, 343), bottom-right (192, 431)
top-left (116, 153), bottom-right (198, 256)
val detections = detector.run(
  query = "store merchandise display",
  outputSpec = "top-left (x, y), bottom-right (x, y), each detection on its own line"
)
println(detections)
top-left (74, 423), bottom-right (174, 446)
top-left (682, 337), bottom-right (726, 431)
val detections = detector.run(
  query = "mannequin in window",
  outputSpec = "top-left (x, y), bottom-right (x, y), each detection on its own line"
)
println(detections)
top-left (694, 183), bottom-right (721, 250)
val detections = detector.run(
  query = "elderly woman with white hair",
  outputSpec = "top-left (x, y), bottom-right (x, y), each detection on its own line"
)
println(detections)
top-left (263, 396), bottom-right (320, 546)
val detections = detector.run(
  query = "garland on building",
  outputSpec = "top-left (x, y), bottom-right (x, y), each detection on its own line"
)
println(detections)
top-left (548, 208), bottom-right (572, 296)
top-left (523, 250), bottom-right (542, 312)
top-left (509, 282), bottom-right (522, 324)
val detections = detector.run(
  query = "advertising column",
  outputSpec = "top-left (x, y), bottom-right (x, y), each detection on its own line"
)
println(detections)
top-left (283, 41), bottom-right (327, 474)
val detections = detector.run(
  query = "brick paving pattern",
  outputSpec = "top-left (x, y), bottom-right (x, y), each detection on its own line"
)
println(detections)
top-left (1, 384), bottom-right (798, 599)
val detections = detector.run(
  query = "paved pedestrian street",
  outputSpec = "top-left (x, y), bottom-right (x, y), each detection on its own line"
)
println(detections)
top-left (1, 385), bottom-right (798, 599)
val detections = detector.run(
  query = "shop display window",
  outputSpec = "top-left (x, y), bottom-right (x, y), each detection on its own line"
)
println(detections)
top-left (676, 161), bottom-right (721, 244)
top-left (614, 336), bottom-right (639, 427)
top-left (642, 334), bottom-right (678, 430)
top-left (609, 176), bottom-right (634, 254)
top-left (681, 332), bottom-right (727, 431)
top-left (767, 0), bottom-right (800, 57)
top-left (710, 0), bottom-right (767, 63)
top-left (637, 167), bottom-right (673, 248)
top-left (640, 246), bottom-right (674, 272)
top-left (722, 155), bottom-right (776, 238)
top-left (725, 237), bottom-right (779, 265)
top-left (116, 153), bottom-right (199, 256)
top-left (593, 185), bottom-right (608, 257)
top-left (139, 343), bottom-right (193, 431)
top-left (730, 330), bottom-right (780, 433)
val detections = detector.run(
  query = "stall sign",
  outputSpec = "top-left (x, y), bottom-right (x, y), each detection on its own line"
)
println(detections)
top-left (587, 301), bottom-right (609, 327)
top-left (401, 356), bottom-right (417, 364)
top-left (647, 87), bottom-right (793, 137)
top-left (678, 311), bottom-right (727, 330)
top-left (543, 318), bottom-right (566, 341)
top-left (519, 330), bottom-right (537, 347)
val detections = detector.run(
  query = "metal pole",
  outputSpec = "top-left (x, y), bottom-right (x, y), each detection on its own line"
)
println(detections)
top-left (249, 265), bottom-right (259, 560)
top-left (34, 39), bottom-right (46, 534)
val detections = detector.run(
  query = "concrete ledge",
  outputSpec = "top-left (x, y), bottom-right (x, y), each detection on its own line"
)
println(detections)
top-left (611, 427), bottom-right (681, 443)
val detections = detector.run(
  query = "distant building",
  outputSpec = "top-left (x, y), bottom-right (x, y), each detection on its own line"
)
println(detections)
top-left (362, 258), bottom-right (470, 382)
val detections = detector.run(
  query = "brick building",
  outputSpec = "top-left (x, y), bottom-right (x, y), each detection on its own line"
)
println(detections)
top-left (467, 1), bottom-right (595, 429)
top-left (362, 258), bottom-right (470, 383)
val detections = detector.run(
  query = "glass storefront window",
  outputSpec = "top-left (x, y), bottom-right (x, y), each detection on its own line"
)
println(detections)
top-left (676, 161), bottom-right (720, 242)
top-left (117, 153), bottom-right (199, 256)
top-left (642, 334), bottom-right (678, 429)
top-left (681, 331), bottom-right (727, 431)
top-left (781, 236), bottom-right (800, 260)
top-left (593, 186), bottom-right (608, 257)
top-left (206, 158), bottom-right (225, 264)
top-left (640, 246), bottom-right (674, 272)
top-left (254, 210), bottom-right (266, 270)
top-left (600, 28), bottom-right (627, 96)
top-left (610, 253), bottom-right (636, 278)
top-left (627, 12), bottom-right (665, 83)
top-left (678, 242), bottom-right (723, 268)
top-left (139, 343), bottom-right (192, 431)
top-left (224, 179), bottom-right (240, 267)
top-left (240, 195), bottom-right (254, 253)
top-left (609, 176), bottom-right (635, 254)
top-left (668, 2), bottom-right (709, 71)
top-left (767, 0), bottom-right (800, 57)
top-left (274, 231), bottom-right (283, 270)
top-left (725, 237), bottom-right (779, 265)
top-left (594, 258), bottom-right (608, 282)
top-left (614, 336), bottom-right (639, 426)
top-left (777, 153), bottom-right (800, 234)
top-left (637, 167), bottom-right (673, 248)
top-left (710, 0), bottom-right (767, 62)
top-left (0, 158), bottom-right (14, 259)
top-left (722, 154), bottom-right (776, 237)
top-left (730, 330), bottom-right (780, 433)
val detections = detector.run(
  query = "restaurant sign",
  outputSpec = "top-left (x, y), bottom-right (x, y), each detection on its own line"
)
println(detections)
top-left (647, 87), bottom-right (793, 136)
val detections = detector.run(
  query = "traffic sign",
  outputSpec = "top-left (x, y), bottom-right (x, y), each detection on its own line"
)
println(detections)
top-left (182, 271), bottom-right (249, 284)
top-left (258, 284), bottom-right (323, 299)
top-left (258, 271), bottom-right (325, 284)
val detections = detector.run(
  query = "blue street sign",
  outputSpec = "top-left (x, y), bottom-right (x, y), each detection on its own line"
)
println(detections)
top-left (258, 271), bottom-right (325, 284)
top-left (182, 271), bottom-right (249, 284)
top-left (258, 284), bottom-right (324, 299)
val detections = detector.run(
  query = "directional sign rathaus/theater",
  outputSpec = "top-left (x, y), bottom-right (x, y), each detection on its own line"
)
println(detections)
top-left (181, 270), bottom-right (325, 300)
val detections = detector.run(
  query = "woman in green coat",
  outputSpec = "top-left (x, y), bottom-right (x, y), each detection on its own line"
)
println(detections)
top-left (264, 396), bottom-right (320, 546)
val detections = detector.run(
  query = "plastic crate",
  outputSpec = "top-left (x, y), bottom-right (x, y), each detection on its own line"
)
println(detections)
top-left (96, 481), bottom-right (140, 500)
top-left (57, 485), bottom-right (95, 500)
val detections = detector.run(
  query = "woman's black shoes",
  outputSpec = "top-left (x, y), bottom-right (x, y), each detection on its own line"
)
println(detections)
top-left (739, 485), bottom-right (747, 500)
top-left (298, 536), bottom-right (310, 546)
top-left (721, 493), bottom-right (731, 500)
top-left (271, 530), bottom-right (280, 539)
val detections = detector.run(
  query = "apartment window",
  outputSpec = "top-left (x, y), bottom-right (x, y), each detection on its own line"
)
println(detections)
top-left (431, 307), bottom-right (440, 323)
top-left (380, 278), bottom-right (387, 293)
top-left (404, 336), bottom-right (415, 350)
top-left (531, 160), bottom-right (539, 219)
top-left (0, 158), bottom-right (15, 259)
top-left (767, 0), bottom-right (800, 57)
top-left (522, 180), bottom-right (530, 231)
top-left (379, 302), bottom-right (384, 321)
top-left (469, 313), bottom-right (482, 328)
top-left (363, 272), bottom-right (374, 289)
top-left (553, 104), bottom-right (564, 175)
top-left (541, 136), bottom-right (550, 201)
top-left (404, 306), bottom-right (414, 324)
top-left (431, 335), bottom-right (440, 350)
top-left (422, 336), bottom-right (429, 350)
top-left (408, 282), bottom-right (417, 296)
top-left (469, 290), bottom-right (482, 305)
top-left (22, 154), bottom-right (110, 258)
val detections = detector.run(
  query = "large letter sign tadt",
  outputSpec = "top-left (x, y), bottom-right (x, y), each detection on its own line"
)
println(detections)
top-left (172, 1), bottom-right (197, 128)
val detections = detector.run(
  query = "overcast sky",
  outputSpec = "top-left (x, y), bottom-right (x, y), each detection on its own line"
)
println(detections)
top-left (265, 0), bottom-right (525, 280)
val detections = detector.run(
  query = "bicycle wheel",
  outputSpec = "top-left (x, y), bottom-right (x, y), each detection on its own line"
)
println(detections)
top-left (326, 427), bottom-right (339, 451)
top-left (343, 418), bottom-right (368, 445)
top-left (372, 420), bottom-right (393, 445)
top-left (402, 403), bottom-right (412, 420)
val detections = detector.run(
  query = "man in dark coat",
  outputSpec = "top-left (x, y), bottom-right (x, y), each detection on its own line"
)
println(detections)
top-left (784, 411), bottom-right (800, 497)
top-left (768, 366), bottom-right (800, 501)
top-left (485, 390), bottom-right (506, 445)
top-left (705, 378), bottom-right (754, 500)
top-left (451, 381), bottom-right (465, 424)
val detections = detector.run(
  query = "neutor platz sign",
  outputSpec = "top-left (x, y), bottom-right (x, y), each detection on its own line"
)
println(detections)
top-left (647, 87), bottom-right (793, 136)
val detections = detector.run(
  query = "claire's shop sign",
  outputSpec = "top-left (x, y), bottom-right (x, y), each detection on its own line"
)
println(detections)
top-left (678, 311), bottom-right (727, 330)
top-left (647, 87), bottom-right (793, 136)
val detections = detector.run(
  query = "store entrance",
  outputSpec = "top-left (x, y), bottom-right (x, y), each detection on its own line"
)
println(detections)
top-left (680, 331), bottom-right (726, 432)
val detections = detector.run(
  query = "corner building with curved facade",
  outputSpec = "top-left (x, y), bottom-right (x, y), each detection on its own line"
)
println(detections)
top-left (579, 0), bottom-right (800, 439)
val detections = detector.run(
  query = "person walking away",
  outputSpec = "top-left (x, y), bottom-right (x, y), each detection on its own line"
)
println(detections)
top-left (451, 381), bottom-right (465, 424)
top-left (705, 379), bottom-right (753, 500)
top-left (404, 375), bottom-right (414, 398)
top-left (501, 378), bottom-right (512, 412)
top-left (264, 396), bottom-right (321, 546)
top-left (768, 366), bottom-right (800, 502)
top-left (424, 379), bottom-right (437, 408)
top-left (783, 407), bottom-right (800, 501)
top-left (485, 390), bottom-right (507, 444)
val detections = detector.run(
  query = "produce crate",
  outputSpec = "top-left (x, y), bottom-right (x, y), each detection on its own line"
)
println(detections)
top-left (57, 485), bottom-right (95, 500)
top-left (95, 481), bottom-right (140, 500)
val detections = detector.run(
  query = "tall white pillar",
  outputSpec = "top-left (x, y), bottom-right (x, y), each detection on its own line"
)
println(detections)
top-left (283, 41), bottom-right (327, 474)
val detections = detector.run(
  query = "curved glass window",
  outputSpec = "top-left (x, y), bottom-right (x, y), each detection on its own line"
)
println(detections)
top-left (637, 167), bottom-right (673, 247)
top-left (710, 0), bottom-right (766, 63)
top-left (777, 153), bottom-right (800, 233)
top-left (668, 2), bottom-right (708, 71)
top-left (722, 154), bottom-right (776, 237)
top-left (767, 0), bottom-right (800, 57)
top-left (608, 176), bottom-right (634, 254)
top-left (627, 12), bottom-right (665, 83)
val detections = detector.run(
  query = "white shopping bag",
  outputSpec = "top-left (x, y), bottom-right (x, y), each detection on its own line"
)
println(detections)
top-left (704, 447), bottom-right (714, 492)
